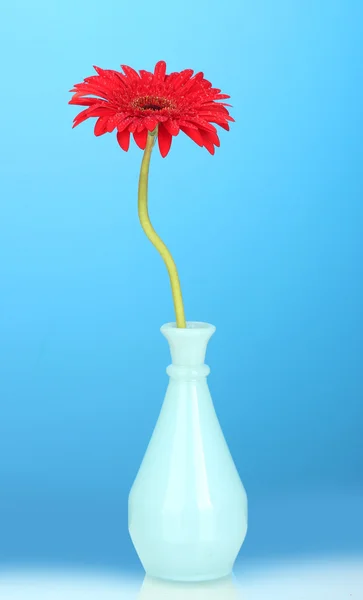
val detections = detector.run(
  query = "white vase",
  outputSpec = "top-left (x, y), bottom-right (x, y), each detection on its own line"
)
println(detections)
top-left (128, 322), bottom-right (248, 583)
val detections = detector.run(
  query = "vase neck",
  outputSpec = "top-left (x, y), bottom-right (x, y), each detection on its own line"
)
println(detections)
top-left (161, 322), bottom-right (216, 368)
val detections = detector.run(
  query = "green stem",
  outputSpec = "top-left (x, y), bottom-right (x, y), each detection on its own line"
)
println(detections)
top-left (137, 131), bottom-right (186, 328)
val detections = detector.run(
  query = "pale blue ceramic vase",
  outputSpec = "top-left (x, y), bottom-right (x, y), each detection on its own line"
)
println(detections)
top-left (128, 322), bottom-right (248, 582)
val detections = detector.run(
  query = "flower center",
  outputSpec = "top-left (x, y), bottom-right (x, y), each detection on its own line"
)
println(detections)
top-left (132, 95), bottom-right (175, 112)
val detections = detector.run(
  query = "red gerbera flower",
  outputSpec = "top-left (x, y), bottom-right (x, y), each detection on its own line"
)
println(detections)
top-left (69, 60), bottom-right (234, 157)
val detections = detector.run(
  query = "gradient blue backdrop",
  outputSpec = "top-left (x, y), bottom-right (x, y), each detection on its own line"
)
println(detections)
top-left (0, 0), bottom-right (362, 573)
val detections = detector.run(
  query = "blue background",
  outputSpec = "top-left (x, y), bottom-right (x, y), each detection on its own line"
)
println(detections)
top-left (0, 0), bottom-right (362, 573)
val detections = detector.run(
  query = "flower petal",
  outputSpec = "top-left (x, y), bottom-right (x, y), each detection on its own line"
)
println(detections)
top-left (117, 116), bottom-right (134, 132)
top-left (154, 60), bottom-right (167, 81)
top-left (93, 66), bottom-right (127, 84)
top-left (69, 96), bottom-right (103, 106)
top-left (94, 116), bottom-right (110, 136)
top-left (128, 120), bottom-right (138, 133)
top-left (172, 69), bottom-right (194, 90)
top-left (72, 106), bottom-right (109, 127)
top-left (121, 64), bottom-right (140, 81)
top-left (202, 101), bottom-right (233, 108)
top-left (201, 129), bottom-right (220, 147)
top-left (180, 126), bottom-right (204, 147)
top-left (139, 69), bottom-right (153, 83)
top-left (158, 124), bottom-right (173, 157)
top-left (200, 130), bottom-right (215, 154)
top-left (133, 129), bottom-right (148, 149)
top-left (106, 115), bottom-right (118, 133)
top-left (117, 129), bottom-right (130, 151)
top-left (178, 120), bottom-right (198, 130)
top-left (181, 71), bottom-right (204, 93)
top-left (72, 107), bottom-right (114, 129)
top-left (218, 122), bottom-right (230, 131)
top-left (143, 116), bottom-right (158, 132)
top-left (163, 119), bottom-right (180, 136)
top-left (186, 117), bottom-right (217, 133)
top-left (93, 65), bottom-right (111, 77)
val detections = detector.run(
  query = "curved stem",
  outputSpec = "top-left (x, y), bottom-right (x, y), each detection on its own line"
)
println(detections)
top-left (138, 131), bottom-right (186, 328)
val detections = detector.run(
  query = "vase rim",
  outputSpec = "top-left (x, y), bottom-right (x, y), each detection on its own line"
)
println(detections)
top-left (161, 321), bottom-right (216, 334)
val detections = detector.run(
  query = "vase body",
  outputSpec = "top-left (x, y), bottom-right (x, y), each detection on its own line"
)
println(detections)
top-left (128, 322), bottom-right (247, 583)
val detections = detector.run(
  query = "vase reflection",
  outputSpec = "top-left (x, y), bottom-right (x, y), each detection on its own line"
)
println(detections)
top-left (137, 573), bottom-right (241, 600)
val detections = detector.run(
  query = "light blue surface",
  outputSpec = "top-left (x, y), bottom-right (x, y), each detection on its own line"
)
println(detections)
top-left (0, 0), bottom-right (362, 571)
